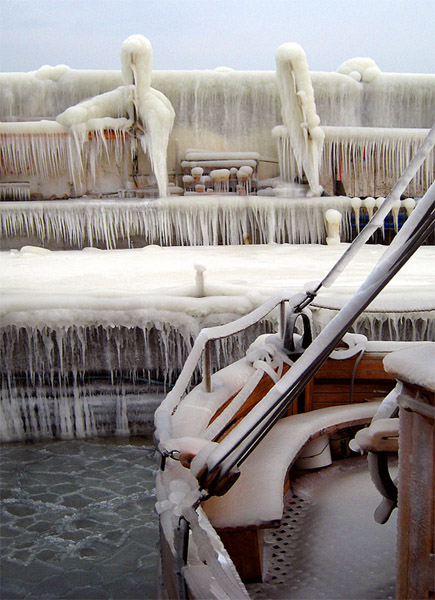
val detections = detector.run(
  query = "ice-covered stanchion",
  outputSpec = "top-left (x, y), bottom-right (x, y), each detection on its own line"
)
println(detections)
top-left (274, 43), bottom-right (324, 197)
top-left (325, 208), bottom-right (342, 245)
top-left (195, 264), bottom-right (206, 298)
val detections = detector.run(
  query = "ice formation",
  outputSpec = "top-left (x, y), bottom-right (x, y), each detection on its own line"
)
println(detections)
top-left (1, 43), bottom-right (434, 199)
top-left (0, 195), bottom-right (359, 249)
top-left (274, 43), bottom-right (324, 196)
top-left (0, 45), bottom-right (435, 197)
top-left (337, 57), bottom-right (382, 83)
top-left (383, 343), bottom-right (435, 392)
top-left (55, 34), bottom-right (174, 197)
top-left (1, 35), bottom-right (174, 198)
top-left (321, 126), bottom-right (433, 197)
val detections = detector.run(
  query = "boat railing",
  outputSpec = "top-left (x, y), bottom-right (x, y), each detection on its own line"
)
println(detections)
top-left (154, 289), bottom-right (299, 444)
top-left (154, 126), bottom-right (435, 450)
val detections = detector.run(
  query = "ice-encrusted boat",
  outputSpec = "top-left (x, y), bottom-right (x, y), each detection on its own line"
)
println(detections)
top-left (154, 132), bottom-right (435, 599)
top-left (1, 31), bottom-right (434, 599)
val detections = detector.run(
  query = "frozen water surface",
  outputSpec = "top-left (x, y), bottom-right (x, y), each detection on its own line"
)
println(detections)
top-left (0, 438), bottom-right (158, 599)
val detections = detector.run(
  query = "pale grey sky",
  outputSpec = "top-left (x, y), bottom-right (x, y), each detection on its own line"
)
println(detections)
top-left (1, 0), bottom-right (434, 73)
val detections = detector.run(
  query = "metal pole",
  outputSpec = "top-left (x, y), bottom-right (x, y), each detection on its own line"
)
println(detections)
top-left (279, 300), bottom-right (286, 339)
top-left (203, 341), bottom-right (211, 393)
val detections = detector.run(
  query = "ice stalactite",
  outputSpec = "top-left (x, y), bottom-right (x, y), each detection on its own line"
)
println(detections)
top-left (321, 126), bottom-right (433, 198)
top-left (0, 121), bottom-right (70, 179)
top-left (363, 197), bottom-right (376, 220)
top-left (0, 195), bottom-right (356, 249)
top-left (391, 200), bottom-right (402, 232)
top-left (274, 43), bottom-right (324, 196)
top-left (0, 319), bottom-right (274, 442)
top-left (351, 197), bottom-right (362, 234)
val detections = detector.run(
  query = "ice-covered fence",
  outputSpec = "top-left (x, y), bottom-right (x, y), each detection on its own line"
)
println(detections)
top-left (274, 126), bottom-right (434, 198)
top-left (0, 121), bottom-right (70, 178)
top-left (0, 195), bottom-right (356, 249)
top-left (0, 182), bottom-right (30, 202)
top-left (321, 127), bottom-right (434, 197)
top-left (0, 121), bottom-right (131, 197)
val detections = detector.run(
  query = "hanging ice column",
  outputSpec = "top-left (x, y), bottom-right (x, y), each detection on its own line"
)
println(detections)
top-left (56, 35), bottom-right (175, 197)
top-left (273, 43), bottom-right (324, 197)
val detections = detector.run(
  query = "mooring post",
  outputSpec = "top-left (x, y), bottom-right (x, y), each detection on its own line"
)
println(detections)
top-left (279, 300), bottom-right (286, 339)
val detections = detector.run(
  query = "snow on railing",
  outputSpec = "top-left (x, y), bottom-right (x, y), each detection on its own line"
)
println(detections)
top-left (154, 290), bottom-right (303, 445)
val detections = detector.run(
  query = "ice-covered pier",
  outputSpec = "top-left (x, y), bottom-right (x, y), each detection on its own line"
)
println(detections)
top-left (1, 242), bottom-right (434, 442)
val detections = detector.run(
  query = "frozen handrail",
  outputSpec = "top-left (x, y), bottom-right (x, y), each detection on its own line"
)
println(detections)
top-left (154, 290), bottom-right (302, 445)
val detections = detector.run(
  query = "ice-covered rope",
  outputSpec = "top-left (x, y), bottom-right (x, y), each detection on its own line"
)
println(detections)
top-left (202, 343), bottom-right (293, 442)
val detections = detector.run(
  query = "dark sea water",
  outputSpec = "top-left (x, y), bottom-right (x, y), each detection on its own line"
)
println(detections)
top-left (0, 438), bottom-right (159, 600)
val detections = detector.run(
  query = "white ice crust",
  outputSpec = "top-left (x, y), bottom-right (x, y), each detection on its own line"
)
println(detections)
top-left (0, 35), bottom-right (174, 198)
top-left (383, 343), bottom-right (435, 392)
top-left (56, 35), bottom-right (174, 197)
top-left (275, 43), bottom-right (324, 196)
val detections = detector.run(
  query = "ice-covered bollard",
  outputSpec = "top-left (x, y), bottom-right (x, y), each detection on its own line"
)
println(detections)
top-left (210, 169), bottom-right (230, 193)
top-left (237, 167), bottom-right (253, 195)
top-left (351, 197), bottom-right (362, 234)
top-left (182, 174), bottom-right (194, 191)
top-left (402, 197), bottom-right (416, 217)
top-left (239, 165), bottom-right (253, 177)
top-left (191, 166), bottom-right (204, 182)
top-left (325, 208), bottom-right (341, 245)
top-left (363, 196), bottom-right (376, 220)
top-left (202, 175), bottom-right (212, 190)
top-left (194, 264), bottom-right (206, 297)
